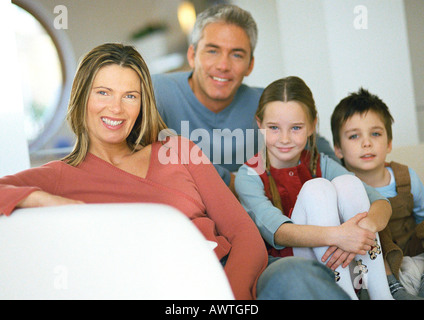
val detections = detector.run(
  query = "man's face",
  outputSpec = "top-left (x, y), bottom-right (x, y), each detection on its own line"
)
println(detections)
top-left (187, 22), bottom-right (254, 112)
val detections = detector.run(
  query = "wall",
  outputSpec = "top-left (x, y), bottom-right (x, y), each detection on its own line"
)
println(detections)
top-left (18, 0), bottom-right (424, 166)
top-left (322, 0), bottom-right (418, 147)
top-left (37, 0), bottom-right (188, 64)
top-left (0, 0), bottom-right (30, 176)
top-left (235, 0), bottom-right (421, 148)
top-left (232, 0), bottom-right (285, 89)
top-left (404, 0), bottom-right (424, 142)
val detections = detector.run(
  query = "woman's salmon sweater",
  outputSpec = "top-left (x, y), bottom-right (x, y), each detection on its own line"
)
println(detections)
top-left (0, 137), bottom-right (267, 300)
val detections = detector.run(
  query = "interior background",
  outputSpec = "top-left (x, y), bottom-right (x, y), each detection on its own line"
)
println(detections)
top-left (12, 0), bottom-right (424, 166)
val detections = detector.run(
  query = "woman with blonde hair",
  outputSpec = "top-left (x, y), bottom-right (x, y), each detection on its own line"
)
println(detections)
top-left (64, 42), bottom-right (168, 166)
top-left (0, 43), bottom-right (268, 300)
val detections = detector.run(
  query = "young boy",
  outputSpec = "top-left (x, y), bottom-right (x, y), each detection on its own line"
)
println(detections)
top-left (331, 88), bottom-right (424, 300)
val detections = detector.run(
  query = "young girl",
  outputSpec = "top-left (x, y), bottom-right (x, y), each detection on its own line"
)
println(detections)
top-left (235, 76), bottom-right (393, 299)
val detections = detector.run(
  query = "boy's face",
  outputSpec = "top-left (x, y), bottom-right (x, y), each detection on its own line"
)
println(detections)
top-left (334, 110), bottom-right (392, 174)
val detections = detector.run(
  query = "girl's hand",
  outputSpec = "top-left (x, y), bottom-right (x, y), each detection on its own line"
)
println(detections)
top-left (323, 212), bottom-right (375, 267)
top-left (322, 212), bottom-right (377, 270)
top-left (335, 212), bottom-right (376, 252)
top-left (322, 246), bottom-right (356, 270)
top-left (17, 190), bottom-right (84, 208)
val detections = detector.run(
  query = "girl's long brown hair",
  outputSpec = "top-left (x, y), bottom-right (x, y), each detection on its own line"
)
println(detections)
top-left (256, 76), bottom-right (319, 213)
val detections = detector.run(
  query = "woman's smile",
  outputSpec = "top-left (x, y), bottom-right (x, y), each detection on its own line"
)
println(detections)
top-left (86, 64), bottom-right (141, 151)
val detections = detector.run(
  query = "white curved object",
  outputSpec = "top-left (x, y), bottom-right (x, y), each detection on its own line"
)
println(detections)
top-left (0, 203), bottom-right (234, 300)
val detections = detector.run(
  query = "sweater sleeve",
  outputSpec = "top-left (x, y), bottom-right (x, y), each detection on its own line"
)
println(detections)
top-left (235, 164), bottom-right (292, 250)
top-left (212, 163), bottom-right (232, 186)
top-left (182, 139), bottom-right (268, 300)
top-left (0, 162), bottom-right (62, 216)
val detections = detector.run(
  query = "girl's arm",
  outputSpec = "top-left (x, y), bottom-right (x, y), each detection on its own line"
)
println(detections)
top-left (235, 165), bottom-right (292, 249)
top-left (235, 165), bottom-right (376, 253)
top-left (274, 212), bottom-right (375, 255)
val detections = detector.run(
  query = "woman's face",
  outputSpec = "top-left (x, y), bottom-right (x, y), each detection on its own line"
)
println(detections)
top-left (86, 64), bottom-right (141, 151)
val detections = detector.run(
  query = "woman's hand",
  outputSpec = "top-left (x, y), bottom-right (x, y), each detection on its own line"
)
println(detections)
top-left (17, 190), bottom-right (84, 208)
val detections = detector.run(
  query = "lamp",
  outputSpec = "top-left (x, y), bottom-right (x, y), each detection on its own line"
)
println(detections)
top-left (178, 1), bottom-right (196, 35)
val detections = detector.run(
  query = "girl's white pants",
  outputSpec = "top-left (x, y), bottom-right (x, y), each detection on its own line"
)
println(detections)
top-left (291, 175), bottom-right (393, 300)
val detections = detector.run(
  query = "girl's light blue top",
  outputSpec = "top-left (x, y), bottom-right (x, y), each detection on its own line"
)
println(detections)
top-left (235, 153), bottom-right (388, 250)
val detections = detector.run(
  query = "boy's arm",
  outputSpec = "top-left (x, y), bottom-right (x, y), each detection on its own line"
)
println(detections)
top-left (358, 199), bottom-right (392, 233)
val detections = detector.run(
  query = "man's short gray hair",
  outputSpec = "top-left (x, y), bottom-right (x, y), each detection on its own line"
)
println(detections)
top-left (190, 4), bottom-right (258, 57)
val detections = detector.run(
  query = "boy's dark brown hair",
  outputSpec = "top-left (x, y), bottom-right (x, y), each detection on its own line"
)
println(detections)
top-left (331, 87), bottom-right (394, 148)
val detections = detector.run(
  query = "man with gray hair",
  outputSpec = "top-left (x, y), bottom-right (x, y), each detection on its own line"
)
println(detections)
top-left (152, 4), bottom-right (336, 194)
top-left (152, 4), bottom-right (348, 301)
top-left (153, 4), bottom-right (260, 195)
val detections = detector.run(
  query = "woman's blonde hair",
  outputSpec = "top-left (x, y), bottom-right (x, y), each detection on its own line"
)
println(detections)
top-left (256, 76), bottom-right (319, 212)
top-left (62, 43), bottom-right (168, 166)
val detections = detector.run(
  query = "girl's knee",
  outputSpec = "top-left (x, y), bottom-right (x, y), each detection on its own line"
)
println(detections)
top-left (294, 178), bottom-right (339, 225)
top-left (332, 174), bottom-right (370, 218)
top-left (332, 174), bottom-right (368, 201)
top-left (332, 174), bottom-right (363, 190)
top-left (299, 178), bottom-right (336, 202)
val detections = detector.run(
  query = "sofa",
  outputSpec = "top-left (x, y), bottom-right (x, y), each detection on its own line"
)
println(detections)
top-left (0, 203), bottom-right (234, 300)
top-left (386, 143), bottom-right (424, 181)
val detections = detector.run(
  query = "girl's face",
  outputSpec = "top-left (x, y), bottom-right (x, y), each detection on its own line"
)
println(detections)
top-left (257, 101), bottom-right (315, 169)
top-left (86, 64), bottom-right (141, 152)
top-left (334, 111), bottom-right (392, 175)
